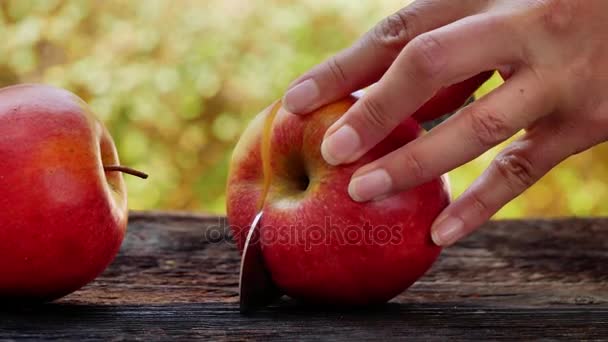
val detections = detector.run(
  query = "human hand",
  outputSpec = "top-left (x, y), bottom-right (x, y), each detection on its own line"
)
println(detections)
top-left (282, 0), bottom-right (608, 246)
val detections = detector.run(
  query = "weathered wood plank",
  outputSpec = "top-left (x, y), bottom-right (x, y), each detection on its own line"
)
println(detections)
top-left (66, 212), bottom-right (608, 307)
top-left (2, 303), bottom-right (607, 341)
top-left (0, 212), bottom-right (607, 340)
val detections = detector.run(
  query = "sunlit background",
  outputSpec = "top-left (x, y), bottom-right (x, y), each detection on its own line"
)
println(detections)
top-left (1, 0), bottom-right (606, 217)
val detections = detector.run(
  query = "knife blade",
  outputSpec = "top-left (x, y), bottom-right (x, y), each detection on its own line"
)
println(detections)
top-left (239, 211), bottom-right (281, 314)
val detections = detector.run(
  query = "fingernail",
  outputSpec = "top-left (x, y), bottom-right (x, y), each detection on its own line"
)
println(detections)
top-left (431, 216), bottom-right (464, 246)
top-left (283, 79), bottom-right (320, 113)
top-left (321, 125), bottom-right (361, 165)
top-left (348, 169), bottom-right (392, 202)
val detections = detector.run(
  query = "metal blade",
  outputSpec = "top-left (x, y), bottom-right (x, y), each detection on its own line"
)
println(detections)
top-left (239, 211), bottom-right (281, 313)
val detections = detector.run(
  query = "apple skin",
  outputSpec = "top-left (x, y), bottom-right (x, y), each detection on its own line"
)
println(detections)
top-left (227, 96), bottom-right (450, 305)
top-left (0, 84), bottom-right (127, 302)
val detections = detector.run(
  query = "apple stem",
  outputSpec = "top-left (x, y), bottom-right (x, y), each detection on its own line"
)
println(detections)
top-left (104, 165), bottom-right (149, 179)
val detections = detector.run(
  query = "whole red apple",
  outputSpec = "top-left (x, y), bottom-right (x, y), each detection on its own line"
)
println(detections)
top-left (227, 96), bottom-right (450, 305)
top-left (0, 84), bottom-right (138, 302)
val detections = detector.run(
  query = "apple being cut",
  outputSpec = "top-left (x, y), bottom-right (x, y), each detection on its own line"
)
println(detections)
top-left (227, 96), bottom-right (450, 305)
top-left (0, 84), bottom-right (145, 302)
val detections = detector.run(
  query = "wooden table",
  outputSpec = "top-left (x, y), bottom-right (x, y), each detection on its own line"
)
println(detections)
top-left (1, 212), bottom-right (607, 340)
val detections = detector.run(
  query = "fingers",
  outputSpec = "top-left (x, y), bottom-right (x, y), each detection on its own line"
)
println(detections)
top-left (430, 122), bottom-right (578, 246)
top-left (321, 13), bottom-right (523, 166)
top-left (347, 69), bottom-right (554, 202)
top-left (283, 0), bottom-right (483, 114)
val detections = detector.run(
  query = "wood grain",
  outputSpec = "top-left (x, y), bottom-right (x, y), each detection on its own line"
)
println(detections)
top-left (1, 212), bottom-right (607, 340)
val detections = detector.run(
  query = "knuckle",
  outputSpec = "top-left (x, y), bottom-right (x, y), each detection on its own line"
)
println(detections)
top-left (466, 106), bottom-right (513, 148)
top-left (398, 150), bottom-right (426, 183)
top-left (407, 34), bottom-right (446, 79)
top-left (372, 8), bottom-right (418, 51)
top-left (566, 57), bottom-right (595, 83)
top-left (326, 56), bottom-right (348, 85)
top-left (533, 0), bottom-right (578, 34)
top-left (494, 149), bottom-right (537, 191)
top-left (359, 97), bottom-right (394, 130)
top-left (468, 188), bottom-right (491, 216)
top-left (560, 43), bottom-right (603, 88)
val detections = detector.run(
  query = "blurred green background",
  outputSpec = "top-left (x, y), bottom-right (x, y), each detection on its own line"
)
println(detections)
top-left (1, 0), bottom-right (606, 217)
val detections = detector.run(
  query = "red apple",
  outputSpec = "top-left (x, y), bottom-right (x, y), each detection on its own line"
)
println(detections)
top-left (0, 84), bottom-right (141, 302)
top-left (227, 96), bottom-right (450, 305)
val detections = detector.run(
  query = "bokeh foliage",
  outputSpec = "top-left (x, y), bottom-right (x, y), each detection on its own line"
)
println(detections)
top-left (0, 0), bottom-right (606, 217)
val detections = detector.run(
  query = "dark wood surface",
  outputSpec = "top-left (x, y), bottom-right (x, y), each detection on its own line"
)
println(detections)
top-left (1, 212), bottom-right (607, 341)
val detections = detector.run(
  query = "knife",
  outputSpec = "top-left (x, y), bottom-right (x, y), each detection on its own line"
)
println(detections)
top-left (239, 211), bottom-right (281, 313)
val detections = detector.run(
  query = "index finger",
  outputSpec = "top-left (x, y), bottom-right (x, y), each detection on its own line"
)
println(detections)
top-left (320, 13), bottom-right (522, 166)
top-left (282, 0), bottom-right (484, 114)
